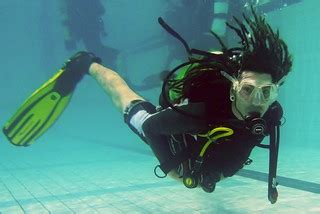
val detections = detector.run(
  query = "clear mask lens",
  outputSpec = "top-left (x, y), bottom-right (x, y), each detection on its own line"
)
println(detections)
top-left (237, 82), bottom-right (278, 104)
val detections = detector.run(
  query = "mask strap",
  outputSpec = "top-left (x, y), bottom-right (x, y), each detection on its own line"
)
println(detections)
top-left (220, 70), bottom-right (238, 90)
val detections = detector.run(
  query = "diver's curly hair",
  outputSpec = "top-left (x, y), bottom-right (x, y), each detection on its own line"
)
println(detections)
top-left (167, 7), bottom-right (293, 104)
top-left (224, 7), bottom-right (293, 83)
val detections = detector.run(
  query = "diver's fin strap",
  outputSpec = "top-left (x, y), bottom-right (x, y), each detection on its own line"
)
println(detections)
top-left (158, 148), bottom-right (191, 175)
top-left (268, 125), bottom-right (280, 204)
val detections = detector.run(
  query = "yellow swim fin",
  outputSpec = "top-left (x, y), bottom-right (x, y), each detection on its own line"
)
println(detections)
top-left (3, 51), bottom-right (100, 146)
top-left (3, 69), bottom-right (75, 146)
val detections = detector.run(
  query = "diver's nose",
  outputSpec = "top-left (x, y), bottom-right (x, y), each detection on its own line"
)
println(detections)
top-left (252, 91), bottom-right (264, 106)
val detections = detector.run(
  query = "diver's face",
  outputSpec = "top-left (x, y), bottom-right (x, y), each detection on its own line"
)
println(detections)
top-left (232, 71), bottom-right (277, 119)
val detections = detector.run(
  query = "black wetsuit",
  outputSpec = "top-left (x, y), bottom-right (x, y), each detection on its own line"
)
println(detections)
top-left (124, 81), bottom-right (283, 184)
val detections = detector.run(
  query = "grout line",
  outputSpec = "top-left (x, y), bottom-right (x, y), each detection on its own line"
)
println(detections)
top-left (66, 164), bottom-right (150, 212)
top-left (22, 159), bottom-right (100, 212)
top-left (0, 162), bottom-right (53, 212)
top-left (1, 155), bottom-right (76, 212)
top-left (0, 177), bottom-right (25, 213)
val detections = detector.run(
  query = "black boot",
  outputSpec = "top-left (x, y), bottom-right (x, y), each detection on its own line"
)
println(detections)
top-left (55, 51), bottom-right (101, 95)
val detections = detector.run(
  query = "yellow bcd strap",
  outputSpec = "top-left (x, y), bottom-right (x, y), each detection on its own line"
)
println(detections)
top-left (197, 127), bottom-right (234, 157)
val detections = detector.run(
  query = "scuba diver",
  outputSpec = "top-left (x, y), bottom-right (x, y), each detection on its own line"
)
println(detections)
top-left (3, 8), bottom-right (292, 204)
top-left (60, 0), bottom-right (119, 70)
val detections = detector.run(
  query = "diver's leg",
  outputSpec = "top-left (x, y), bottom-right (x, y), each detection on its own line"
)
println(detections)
top-left (88, 63), bottom-right (145, 113)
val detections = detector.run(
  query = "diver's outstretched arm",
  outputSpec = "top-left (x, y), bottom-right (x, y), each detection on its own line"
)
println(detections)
top-left (89, 63), bottom-right (145, 113)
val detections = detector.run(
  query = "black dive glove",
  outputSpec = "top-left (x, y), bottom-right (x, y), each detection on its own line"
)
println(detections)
top-left (55, 51), bottom-right (101, 95)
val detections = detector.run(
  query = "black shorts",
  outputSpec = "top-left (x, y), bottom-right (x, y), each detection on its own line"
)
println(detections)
top-left (123, 99), bottom-right (188, 176)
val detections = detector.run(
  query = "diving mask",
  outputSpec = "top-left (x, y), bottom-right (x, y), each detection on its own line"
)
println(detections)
top-left (235, 80), bottom-right (279, 105)
top-left (221, 70), bottom-right (279, 105)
